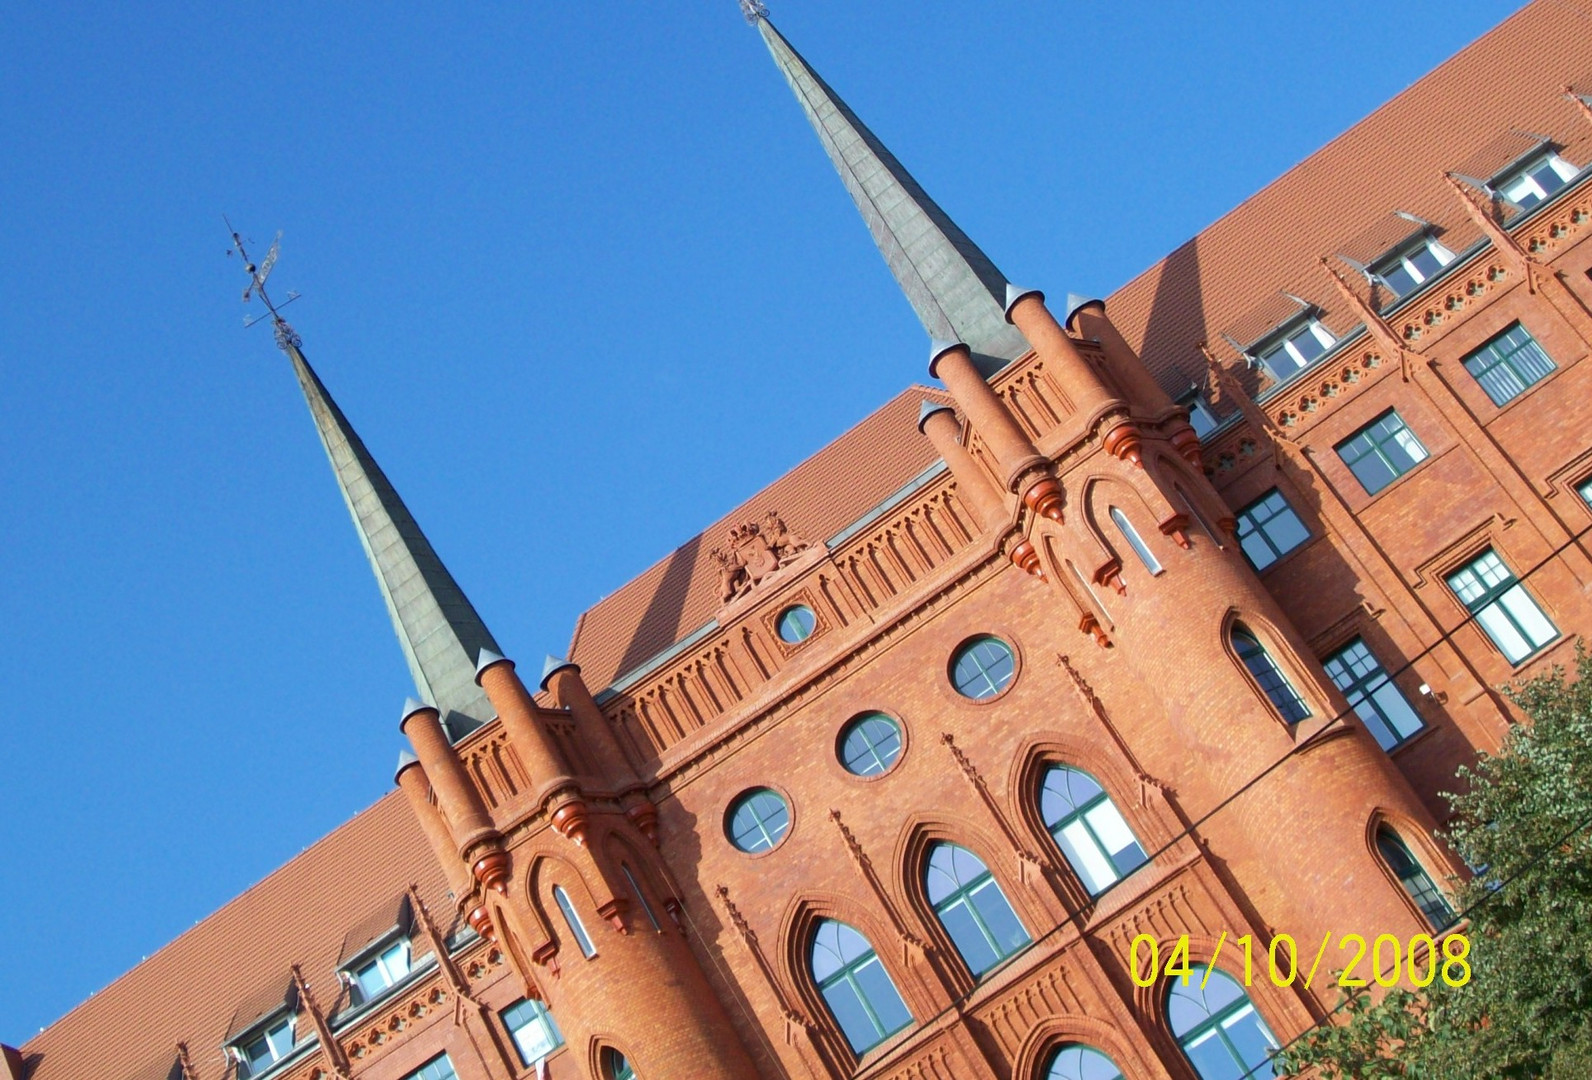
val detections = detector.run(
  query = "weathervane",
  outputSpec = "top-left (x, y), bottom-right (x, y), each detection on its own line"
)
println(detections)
top-left (225, 216), bottom-right (303, 351)
top-left (740, 0), bottom-right (768, 23)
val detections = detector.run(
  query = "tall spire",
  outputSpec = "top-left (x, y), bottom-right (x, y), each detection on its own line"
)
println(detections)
top-left (227, 224), bottom-right (499, 739)
top-left (753, 14), bottom-right (1030, 364)
top-left (283, 344), bottom-right (500, 738)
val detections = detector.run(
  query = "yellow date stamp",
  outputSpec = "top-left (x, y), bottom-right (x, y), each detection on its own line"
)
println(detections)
top-left (1128, 931), bottom-right (1471, 989)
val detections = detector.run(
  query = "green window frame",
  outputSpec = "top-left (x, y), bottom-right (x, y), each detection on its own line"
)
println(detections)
top-left (1169, 966), bottom-right (1280, 1079)
top-left (838, 713), bottom-right (903, 776)
top-left (810, 919), bottom-right (913, 1055)
top-left (726, 788), bottom-right (791, 853)
top-left (1234, 489), bottom-right (1310, 570)
top-left (1462, 322), bottom-right (1555, 405)
top-left (501, 998), bottom-right (564, 1067)
top-left (924, 843), bottom-right (1030, 976)
top-left (1446, 549), bottom-right (1558, 664)
top-left (950, 636), bottom-right (1015, 699)
top-left (1335, 409), bottom-right (1428, 495)
top-left (1039, 765), bottom-right (1148, 895)
top-left (1377, 828), bottom-right (1455, 929)
top-left (1232, 628), bottom-right (1310, 723)
top-left (1323, 638), bottom-right (1423, 751)
top-left (1043, 1045), bottom-right (1126, 1080)
top-left (403, 1055), bottom-right (459, 1080)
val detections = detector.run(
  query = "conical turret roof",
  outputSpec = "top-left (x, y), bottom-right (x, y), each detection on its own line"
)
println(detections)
top-left (282, 340), bottom-right (499, 739)
top-left (754, 15), bottom-right (1030, 364)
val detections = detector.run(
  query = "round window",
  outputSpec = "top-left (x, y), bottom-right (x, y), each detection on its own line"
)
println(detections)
top-left (949, 636), bottom-right (1016, 699)
top-left (838, 713), bottom-right (904, 776)
top-left (776, 604), bottom-right (817, 644)
top-left (726, 788), bottom-right (791, 853)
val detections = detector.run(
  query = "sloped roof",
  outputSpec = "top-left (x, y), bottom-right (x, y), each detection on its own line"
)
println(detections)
top-left (1101, 0), bottom-right (1592, 397)
top-left (566, 385), bottom-right (952, 690)
top-left (20, 795), bottom-right (449, 1080)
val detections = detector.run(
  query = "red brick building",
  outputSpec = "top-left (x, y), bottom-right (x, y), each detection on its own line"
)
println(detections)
top-left (10, 3), bottom-right (1592, 1079)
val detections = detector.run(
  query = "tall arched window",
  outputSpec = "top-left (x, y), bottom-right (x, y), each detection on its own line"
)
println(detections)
top-left (553, 885), bottom-right (597, 958)
top-left (810, 919), bottom-right (913, 1055)
top-left (1043, 1044), bottom-right (1126, 1080)
top-left (1110, 506), bottom-right (1163, 574)
top-left (1376, 827), bottom-right (1455, 929)
top-left (1169, 966), bottom-right (1279, 1079)
top-left (1231, 627), bottom-right (1310, 722)
top-left (924, 843), bottom-right (1030, 976)
top-left (1039, 765), bottom-right (1148, 895)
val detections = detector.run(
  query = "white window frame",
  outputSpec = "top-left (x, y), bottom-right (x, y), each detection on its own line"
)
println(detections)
top-left (344, 936), bottom-right (412, 1003)
top-left (231, 1014), bottom-right (296, 1078)
top-left (1254, 317), bottom-right (1335, 380)
top-left (1373, 234), bottom-right (1455, 297)
top-left (1494, 151), bottom-right (1578, 209)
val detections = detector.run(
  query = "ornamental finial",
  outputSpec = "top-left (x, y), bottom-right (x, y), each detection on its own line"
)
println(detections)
top-left (740, 0), bottom-right (769, 23)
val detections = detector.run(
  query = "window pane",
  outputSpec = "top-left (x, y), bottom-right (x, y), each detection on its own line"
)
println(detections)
top-left (1325, 639), bottom-right (1423, 751)
top-left (1045, 1045), bottom-right (1126, 1080)
top-left (1083, 801), bottom-right (1147, 875)
top-left (1461, 323), bottom-right (1557, 406)
top-left (502, 998), bottom-right (563, 1065)
top-left (1233, 630), bottom-right (1310, 722)
top-left (850, 957), bottom-right (912, 1037)
top-left (1406, 244), bottom-right (1444, 280)
top-left (823, 977), bottom-right (881, 1053)
top-left (938, 899), bottom-right (1000, 974)
top-left (1382, 261), bottom-right (1419, 297)
top-left (1497, 585), bottom-right (1558, 649)
top-left (1111, 507), bottom-right (1162, 574)
top-left (968, 880), bottom-right (1030, 956)
top-left (840, 714), bottom-right (902, 776)
top-left (1235, 489), bottom-right (1309, 570)
top-left (554, 886), bottom-right (597, 958)
top-left (1290, 325), bottom-right (1327, 364)
top-left (1058, 820), bottom-right (1118, 893)
top-left (728, 789), bottom-right (790, 853)
top-left (1475, 604), bottom-right (1533, 662)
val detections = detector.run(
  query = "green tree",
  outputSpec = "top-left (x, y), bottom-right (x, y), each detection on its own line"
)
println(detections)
top-left (1279, 645), bottom-right (1592, 1079)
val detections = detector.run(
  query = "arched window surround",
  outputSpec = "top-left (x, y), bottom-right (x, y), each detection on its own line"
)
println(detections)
top-left (1010, 738), bottom-right (1178, 909)
top-left (1366, 811), bottom-right (1459, 932)
top-left (778, 895), bottom-right (927, 1065)
top-left (937, 628), bottom-right (1025, 707)
top-left (1219, 610), bottom-right (1319, 728)
top-left (587, 1038), bottom-right (641, 1080)
top-left (895, 820), bottom-right (1040, 992)
top-left (1011, 1014), bottom-right (1145, 1080)
top-left (527, 854), bottom-right (610, 965)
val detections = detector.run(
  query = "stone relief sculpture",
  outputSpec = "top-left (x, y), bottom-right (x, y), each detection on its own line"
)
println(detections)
top-left (711, 510), bottom-right (814, 603)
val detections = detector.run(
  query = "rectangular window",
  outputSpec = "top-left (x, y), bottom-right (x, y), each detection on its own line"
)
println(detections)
top-left (1256, 317), bottom-right (1335, 381)
top-left (1446, 549), bottom-right (1558, 664)
top-left (1579, 476), bottom-right (1592, 507)
top-left (1375, 236), bottom-right (1455, 299)
top-left (1495, 152), bottom-right (1579, 210)
top-left (1323, 638), bottom-right (1424, 751)
top-left (1234, 489), bottom-right (1310, 570)
top-left (1462, 322), bottom-right (1555, 406)
top-left (404, 1056), bottom-right (459, 1080)
top-left (502, 998), bottom-right (565, 1067)
top-left (1335, 410), bottom-right (1428, 494)
top-left (349, 938), bottom-right (411, 1002)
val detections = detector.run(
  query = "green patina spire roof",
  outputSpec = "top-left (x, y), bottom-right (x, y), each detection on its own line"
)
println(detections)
top-left (754, 14), bottom-right (1030, 364)
top-left (282, 339), bottom-right (499, 740)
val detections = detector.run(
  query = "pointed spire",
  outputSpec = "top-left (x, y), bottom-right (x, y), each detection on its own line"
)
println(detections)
top-left (755, 18), bottom-right (1030, 364)
top-left (285, 341), bottom-right (500, 739)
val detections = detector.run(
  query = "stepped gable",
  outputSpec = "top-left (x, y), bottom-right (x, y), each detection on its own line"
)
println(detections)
top-left (19, 794), bottom-right (448, 1080)
top-left (567, 385), bottom-right (953, 690)
top-left (1103, 0), bottom-right (1592, 396)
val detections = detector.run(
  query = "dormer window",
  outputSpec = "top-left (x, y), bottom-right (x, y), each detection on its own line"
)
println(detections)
top-left (1373, 235), bottom-right (1455, 299)
top-left (1494, 151), bottom-right (1578, 210)
top-left (346, 938), bottom-right (411, 1003)
top-left (1254, 317), bottom-right (1335, 381)
top-left (233, 1015), bottom-right (295, 1078)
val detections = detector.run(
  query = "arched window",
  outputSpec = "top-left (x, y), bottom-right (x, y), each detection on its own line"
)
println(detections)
top-left (924, 843), bottom-right (1030, 976)
top-left (1110, 506), bottom-right (1162, 574)
top-left (553, 885), bottom-right (597, 958)
top-left (1376, 827), bottom-right (1455, 929)
top-left (621, 864), bottom-right (661, 932)
top-left (1169, 966), bottom-right (1280, 1080)
top-left (810, 919), bottom-right (913, 1055)
top-left (1043, 1044), bottom-right (1126, 1080)
top-left (1231, 627), bottom-right (1310, 722)
top-left (602, 1048), bottom-right (636, 1080)
top-left (1039, 765), bottom-right (1148, 895)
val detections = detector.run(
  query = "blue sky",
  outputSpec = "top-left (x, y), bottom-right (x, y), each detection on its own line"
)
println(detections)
top-left (0, 0), bottom-right (1524, 1039)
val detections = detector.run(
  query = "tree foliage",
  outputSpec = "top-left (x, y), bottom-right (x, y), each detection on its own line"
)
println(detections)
top-left (1279, 645), bottom-right (1592, 1079)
